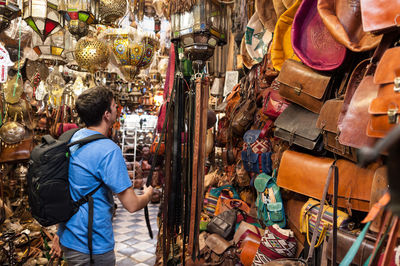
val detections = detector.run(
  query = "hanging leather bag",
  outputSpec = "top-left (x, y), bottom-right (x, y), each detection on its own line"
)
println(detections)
top-left (316, 99), bottom-right (358, 161)
top-left (206, 208), bottom-right (237, 240)
top-left (274, 103), bottom-right (323, 151)
top-left (317, 0), bottom-right (382, 52)
top-left (263, 80), bottom-right (290, 119)
top-left (368, 47), bottom-right (400, 138)
top-left (277, 59), bottom-right (333, 114)
top-left (231, 96), bottom-right (257, 137)
top-left (360, 0), bottom-right (400, 34)
top-left (276, 150), bottom-right (379, 212)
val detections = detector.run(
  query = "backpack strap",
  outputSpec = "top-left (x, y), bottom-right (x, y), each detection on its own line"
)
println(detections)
top-left (67, 132), bottom-right (108, 265)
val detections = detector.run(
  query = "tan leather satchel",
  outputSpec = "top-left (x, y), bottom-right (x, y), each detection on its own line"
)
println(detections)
top-left (317, 0), bottom-right (382, 52)
top-left (360, 0), bottom-right (400, 34)
top-left (277, 150), bottom-right (379, 212)
top-left (368, 47), bottom-right (400, 138)
top-left (316, 99), bottom-right (358, 162)
top-left (277, 59), bottom-right (332, 114)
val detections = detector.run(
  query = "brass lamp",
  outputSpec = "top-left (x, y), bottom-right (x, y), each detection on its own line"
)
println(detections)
top-left (0, 0), bottom-right (20, 32)
top-left (23, 0), bottom-right (62, 41)
top-left (74, 35), bottom-right (109, 73)
top-left (59, 0), bottom-right (99, 39)
top-left (98, 0), bottom-right (126, 25)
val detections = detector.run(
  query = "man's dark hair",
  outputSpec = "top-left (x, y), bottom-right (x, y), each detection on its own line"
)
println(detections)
top-left (75, 86), bottom-right (114, 127)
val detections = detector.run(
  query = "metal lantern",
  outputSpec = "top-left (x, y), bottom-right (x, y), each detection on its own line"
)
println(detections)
top-left (59, 0), bottom-right (99, 39)
top-left (32, 28), bottom-right (66, 63)
top-left (174, 0), bottom-right (223, 62)
top-left (0, 0), bottom-right (20, 32)
top-left (23, 0), bottom-right (62, 41)
top-left (98, 0), bottom-right (126, 25)
top-left (75, 35), bottom-right (109, 73)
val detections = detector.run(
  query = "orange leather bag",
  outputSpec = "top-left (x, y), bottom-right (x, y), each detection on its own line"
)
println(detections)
top-left (368, 47), bottom-right (400, 138)
top-left (360, 0), bottom-right (400, 34)
top-left (317, 0), bottom-right (382, 52)
top-left (277, 150), bottom-right (379, 212)
top-left (240, 240), bottom-right (260, 266)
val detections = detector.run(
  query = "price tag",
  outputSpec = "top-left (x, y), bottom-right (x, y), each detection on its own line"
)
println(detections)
top-left (0, 44), bottom-right (14, 83)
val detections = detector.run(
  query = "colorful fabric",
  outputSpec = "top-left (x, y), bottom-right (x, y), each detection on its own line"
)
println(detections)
top-left (253, 225), bottom-right (297, 265)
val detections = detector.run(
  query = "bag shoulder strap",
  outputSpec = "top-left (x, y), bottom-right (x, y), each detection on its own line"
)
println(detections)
top-left (67, 133), bottom-right (108, 148)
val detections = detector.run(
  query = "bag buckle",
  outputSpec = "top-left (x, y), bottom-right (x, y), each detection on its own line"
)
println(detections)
top-left (394, 77), bottom-right (400, 92)
top-left (289, 131), bottom-right (295, 146)
top-left (293, 85), bottom-right (302, 96)
top-left (387, 104), bottom-right (399, 124)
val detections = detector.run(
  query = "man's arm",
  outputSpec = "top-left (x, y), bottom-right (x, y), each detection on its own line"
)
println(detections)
top-left (117, 185), bottom-right (153, 213)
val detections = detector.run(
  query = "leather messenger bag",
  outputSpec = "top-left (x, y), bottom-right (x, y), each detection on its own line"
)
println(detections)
top-left (276, 150), bottom-right (379, 212)
top-left (277, 59), bottom-right (332, 114)
top-left (274, 103), bottom-right (322, 151)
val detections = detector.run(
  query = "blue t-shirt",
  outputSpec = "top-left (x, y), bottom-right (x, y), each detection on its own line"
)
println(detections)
top-left (58, 129), bottom-right (132, 254)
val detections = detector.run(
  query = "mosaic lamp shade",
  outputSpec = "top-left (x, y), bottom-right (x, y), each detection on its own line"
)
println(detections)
top-left (23, 0), bottom-right (62, 42)
top-left (0, 0), bottom-right (21, 33)
top-left (59, 0), bottom-right (99, 39)
top-left (32, 28), bottom-right (66, 63)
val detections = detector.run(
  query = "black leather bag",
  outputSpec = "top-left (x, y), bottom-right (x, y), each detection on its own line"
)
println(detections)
top-left (274, 104), bottom-right (323, 151)
top-left (207, 209), bottom-right (237, 240)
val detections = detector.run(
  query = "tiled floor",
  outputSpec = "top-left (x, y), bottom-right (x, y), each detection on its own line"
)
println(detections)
top-left (113, 193), bottom-right (160, 266)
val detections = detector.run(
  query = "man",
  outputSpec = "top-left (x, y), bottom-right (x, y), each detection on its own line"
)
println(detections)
top-left (50, 86), bottom-right (153, 265)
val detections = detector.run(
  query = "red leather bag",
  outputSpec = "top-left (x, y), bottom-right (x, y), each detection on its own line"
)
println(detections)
top-left (263, 81), bottom-right (290, 119)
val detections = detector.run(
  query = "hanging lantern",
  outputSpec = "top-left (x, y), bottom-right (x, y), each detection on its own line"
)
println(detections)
top-left (32, 28), bottom-right (66, 63)
top-left (149, 55), bottom-right (161, 85)
top-left (75, 35), bottom-right (109, 73)
top-left (0, 0), bottom-right (20, 32)
top-left (154, 16), bottom-right (161, 33)
top-left (59, 0), bottom-right (99, 39)
top-left (98, 0), bottom-right (126, 25)
top-left (106, 28), bottom-right (159, 82)
top-left (173, 0), bottom-right (223, 62)
top-left (23, 0), bottom-right (62, 41)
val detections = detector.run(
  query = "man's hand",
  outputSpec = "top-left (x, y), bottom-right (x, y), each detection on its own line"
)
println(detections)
top-left (49, 235), bottom-right (62, 258)
top-left (143, 185), bottom-right (153, 202)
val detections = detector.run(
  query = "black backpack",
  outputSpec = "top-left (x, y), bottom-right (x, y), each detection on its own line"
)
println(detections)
top-left (27, 128), bottom-right (107, 226)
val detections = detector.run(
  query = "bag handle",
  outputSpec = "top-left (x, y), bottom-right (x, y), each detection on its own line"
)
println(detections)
top-left (306, 162), bottom-right (338, 262)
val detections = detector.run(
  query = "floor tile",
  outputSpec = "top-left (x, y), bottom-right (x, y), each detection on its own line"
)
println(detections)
top-left (131, 251), bottom-right (154, 262)
top-left (132, 242), bottom-right (154, 251)
top-left (123, 237), bottom-right (140, 246)
top-left (116, 257), bottom-right (137, 266)
top-left (118, 246), bottom-right (139, 257)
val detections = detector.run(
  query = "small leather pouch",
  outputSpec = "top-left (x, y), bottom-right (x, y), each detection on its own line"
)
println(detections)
top-left (277, 150), bottom-right (379, 212)
top-left (316, 99), bottom-right (358, 161)
top-left (263, 84), bottom-right (290, 119)
top-left (325, 229), bottom-right (375, 265)
top-left (274, 103), bottom-right (322, 151)
top-left (277, 59), bottom-right (332, 114)
top-left (207, 209), bottom-right (237, 240)
top-left (205, 233), bottom-right (232, 255)
top-left (368, 47), bottom-right (400, 138)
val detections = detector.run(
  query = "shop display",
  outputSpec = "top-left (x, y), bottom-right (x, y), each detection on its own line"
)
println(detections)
top-left (0, 0), bottom-right (399, 265)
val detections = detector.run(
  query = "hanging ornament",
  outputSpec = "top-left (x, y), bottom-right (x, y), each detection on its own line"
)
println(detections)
top-left (98, 0), bottom-right (126, 25)
top-left (0, 43), bottom-right (14, 83)
top-left (46, 66), bottom-right (65, 107)
top-left (0, 0), bottom-right (20, 33)
top-left (74, 35), bottom-right (109, 73)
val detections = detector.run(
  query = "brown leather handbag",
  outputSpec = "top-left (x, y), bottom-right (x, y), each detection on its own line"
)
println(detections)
top-left (277, 150), bottom-right (379, 212)
top-left (316, 99), bottom-right (358, 162)
top-left (368, 47), bottom-right (400, 138)
top-left (277, 59), bottom-right (332, 114)
top-left (337, 59), bottom-right (378, 149)
top-left (231, 97), bottom-right (257, 137)
top-left (317, 0), bottom-right (382, 52)
top-left (360, 0), bottom-right (400, 34)
top-left (0, 136), bottom-right (33, 163)
top-left (274, 103), bottom-right (322, 151)
top-left (325, 229), bottom-right (375, 265)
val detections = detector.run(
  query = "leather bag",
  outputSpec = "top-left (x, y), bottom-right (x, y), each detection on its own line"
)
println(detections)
top-left (277, 59), bottom-right (332, 114)
top-left (241, 150), bottom-right (272, 175)
top-left (277, 150), bottom-right (379, 212)
top-left (316, 99), bottom-right (358, 161)
top-left (240, 240), bottom-right (260, 266)
top-left (234, 221), bottom-right (265, 248)
top-left (360, 0), bottom-right (400, 34)
top-left (325, 229), bottom-right (375, 265)
top-left (206, 208), bottom-right (237, 240)
top-left (368, 47), bottom-right (400, 138)
top-left (231, 97), bottom-right (257, 137)
top-left (291, 0), bottom-right (347, 71)
top-left (0, 137), bottom-right (33, 163)
top-left (338, 59), bottom-right (378, 149)
top-left (317, 0), bottom-right (382, 52)
top-left (263, 82), bottom-right (290, 119)
top-left (274, 103), bottom-right (322, 151)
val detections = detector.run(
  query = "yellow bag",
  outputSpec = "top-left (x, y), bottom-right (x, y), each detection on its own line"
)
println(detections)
top-left (270, 0), bottom-right (302, 71)
top-left (299, 198), bottom-right (350, 247)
